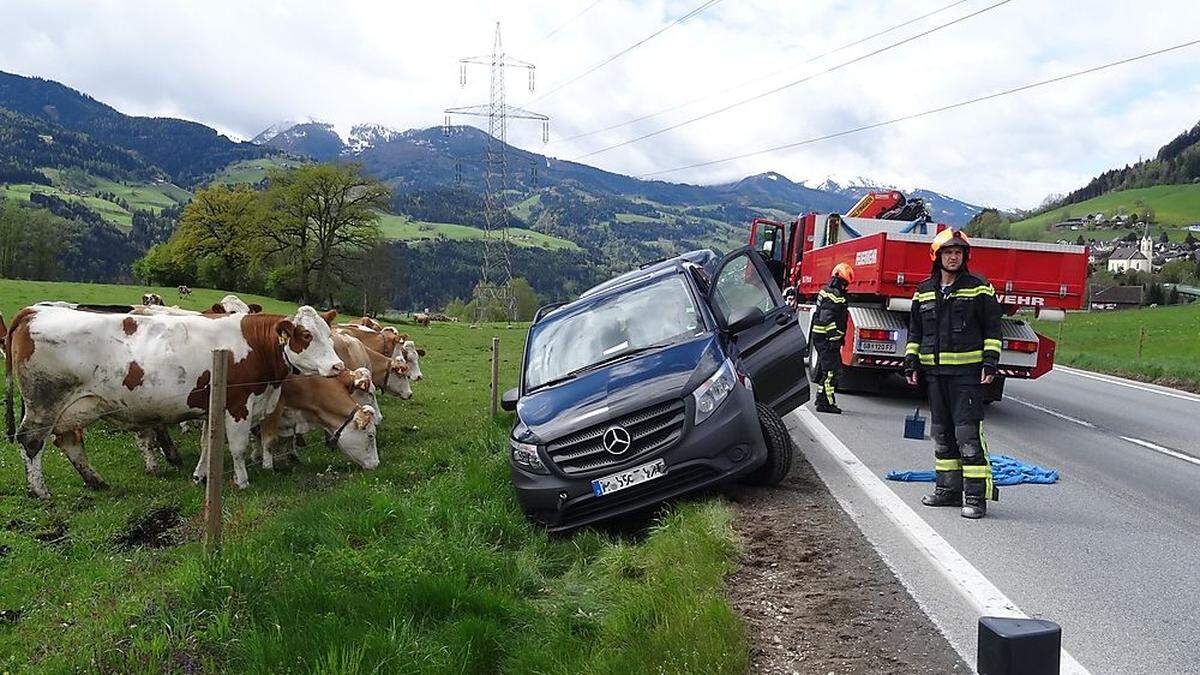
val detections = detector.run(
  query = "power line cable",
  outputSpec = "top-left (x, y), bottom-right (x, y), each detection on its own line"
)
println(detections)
top-left (558, 0), bottom-right (972, 144)
top-left (529, 0), bottom-right (727, 104)
top-left (573, 0), bottom-right (1015, 160)
top-left (638, 38), bottom-right (1200, 178)
top-left (539, 0), bottom-right (607, 44)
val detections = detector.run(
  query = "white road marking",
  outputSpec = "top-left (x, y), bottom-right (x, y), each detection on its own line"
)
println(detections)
top-left (793, 407), bottom-right (1090, 675)
top-left (1053, 365), bottom-right (1200, 404)
top-left (1120, 436), bottom-right (1200, 468)
top-left (1007, 396), bottom-right (1096, 428)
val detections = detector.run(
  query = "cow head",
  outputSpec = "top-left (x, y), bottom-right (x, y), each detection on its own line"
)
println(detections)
top-left (220, 294), bottom-right (251, 314)
top-left (279, 306), bottom-right (344, 377)
top-left (247, 303), bottom-right (263, 314)
top-left (383, 357), bottom-right (414, 400)
top-left (142, 293), bottom-right (165, 306)
top-left (401, 340), bottom-right (425, 382)
top-left (332, 405), bottom-right (380, 470)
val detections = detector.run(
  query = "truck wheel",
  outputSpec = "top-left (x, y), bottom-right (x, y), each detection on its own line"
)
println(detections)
top-left (744, 403), bottom-right (794, 486)
top-left (983, 376), bottom-right (1006, 404)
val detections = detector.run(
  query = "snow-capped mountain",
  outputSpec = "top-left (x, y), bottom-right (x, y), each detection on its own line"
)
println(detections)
top-left (346, 123), bottom-right (405, 154)
top-left (250, 120), bottom-right (302, 145)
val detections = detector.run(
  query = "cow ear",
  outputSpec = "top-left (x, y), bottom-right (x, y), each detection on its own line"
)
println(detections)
top-left (416, 348), bottom-right (426, 356)
top-left (398, 333), bottom-right (410, 341)
top-left (248, 303), bottom-right (263, 314)
top-left (320, 309), bottom-right (338, 326)
top-left (275, 319), bottom-right (295, 345)
top-left (209, 304), bottom-right (227, 314)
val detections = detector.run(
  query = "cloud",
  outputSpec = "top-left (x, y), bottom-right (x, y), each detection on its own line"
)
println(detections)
top-left (0, 0), bottom-right (1195, 208)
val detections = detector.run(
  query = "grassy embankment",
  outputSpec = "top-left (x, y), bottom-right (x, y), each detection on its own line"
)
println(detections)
top-left (1033, 302), bottom-right (1200, 391)
top-left (1009, 184), bottom-right (1200, 242)
top-left (0, 279), bottom-right (745, 673)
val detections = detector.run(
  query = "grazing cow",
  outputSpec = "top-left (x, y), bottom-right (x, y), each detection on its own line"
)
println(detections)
top-left (177, 285), bottom-right (191, 299)
top-left (358, 317), bottom-right (384, 331)
top-left (258, 368), bottom-right (379, 471)
top-left (5, 305), bottom-right (344, 496)
top-left (142, 293), bottom-right (165, 306)
top-left (413, 313), bottom-right (430, 327)
top-left (332, 332), bottom-right (413, 400)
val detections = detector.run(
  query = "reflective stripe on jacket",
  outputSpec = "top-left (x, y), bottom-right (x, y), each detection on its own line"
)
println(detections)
top-left (812, 281), bottom-right (848, 344)
top-left (904, 271), bottom-right (1002, 374)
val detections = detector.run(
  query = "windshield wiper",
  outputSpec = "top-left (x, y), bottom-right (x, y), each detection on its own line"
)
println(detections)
top-left (528, 342), bottom-right (674, 393)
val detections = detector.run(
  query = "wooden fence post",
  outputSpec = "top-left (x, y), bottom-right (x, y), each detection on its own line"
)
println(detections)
top-left (490, 337), bottom-right (500, 418)
top-left (204, 349), bottom-right (230, 555)
top-left (1137, 325), bottom-right (1147, 361)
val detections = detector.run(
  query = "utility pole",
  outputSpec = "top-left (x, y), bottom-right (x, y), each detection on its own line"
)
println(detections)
top-left (445, 23), bottom-right (550, 322)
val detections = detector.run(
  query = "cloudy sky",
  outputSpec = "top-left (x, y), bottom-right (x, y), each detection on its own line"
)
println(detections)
top-left (1, 0), bottom-right (1196, 208)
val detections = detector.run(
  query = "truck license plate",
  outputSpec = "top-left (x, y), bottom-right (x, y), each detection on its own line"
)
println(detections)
top-left (859, 340), bottom-right (895, 354)
top-left (592, 459), bottom-right (667, 497)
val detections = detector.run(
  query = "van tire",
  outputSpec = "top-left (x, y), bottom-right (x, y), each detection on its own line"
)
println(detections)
top-left (745, 403), bottom-right (794, 486)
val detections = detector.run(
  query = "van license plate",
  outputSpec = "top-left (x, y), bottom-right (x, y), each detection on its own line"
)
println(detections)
top-left (592, 459), bottom-right (667, 497)
top-left (859, 340), bottom-right (895, 353)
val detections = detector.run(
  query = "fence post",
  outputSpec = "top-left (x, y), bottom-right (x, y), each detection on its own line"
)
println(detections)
top-left (490, 337), bottom-right (500, 418)
top-left (204, 349), bottom-right (230, 555)
top-left (1137, 325), bottom-right (1147, 361)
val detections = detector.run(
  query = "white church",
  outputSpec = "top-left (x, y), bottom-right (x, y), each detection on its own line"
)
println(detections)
top-left (1106, 234), bottom-right (1154, 274)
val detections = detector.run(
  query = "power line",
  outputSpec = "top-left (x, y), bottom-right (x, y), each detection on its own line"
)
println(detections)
top-left (539, 0), bottom-right (607, 44)
top-left (529, 0), bottom-right (727, 104)
top-left (638, 38), bottom-right (1200, 178)
top-left (573, 0), bottom-right (1015, 160)
top-left (557, 0), bottom-right (972, 144)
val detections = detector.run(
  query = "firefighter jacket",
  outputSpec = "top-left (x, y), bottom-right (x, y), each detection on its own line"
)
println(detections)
top-left (904, 271), bottom-right (1003, 375)
top-left (811, 279), bottom-right (848, 346)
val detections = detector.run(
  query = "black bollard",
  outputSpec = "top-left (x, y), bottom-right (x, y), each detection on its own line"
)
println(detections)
top-left (978, 616), bottom-right (1061, 674)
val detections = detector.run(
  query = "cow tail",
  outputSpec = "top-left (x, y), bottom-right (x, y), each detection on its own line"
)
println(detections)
top-left (3, 312), bottom-right (13, 442)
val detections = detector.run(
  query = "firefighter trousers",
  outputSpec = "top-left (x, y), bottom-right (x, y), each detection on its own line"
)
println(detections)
top-left (812, 342), bottom-right (842, 407)
top-left (926, 373), bottom-right (997, 500)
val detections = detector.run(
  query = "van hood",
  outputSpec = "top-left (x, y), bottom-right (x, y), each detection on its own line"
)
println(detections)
top-left (516, 334), bottom-right (725, 443)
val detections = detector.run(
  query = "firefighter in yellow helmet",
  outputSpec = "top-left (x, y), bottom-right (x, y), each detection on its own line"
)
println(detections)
top-left (903, 229), bottom-right (1002, 519)
top-left (810, 262), bottom-right (853, 414)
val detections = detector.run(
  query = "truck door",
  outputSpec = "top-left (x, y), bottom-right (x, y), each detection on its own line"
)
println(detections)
top-left (707, 246), bottom-right (810, 417)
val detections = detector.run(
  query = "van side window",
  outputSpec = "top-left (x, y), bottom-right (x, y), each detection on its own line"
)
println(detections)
top-left (711, 253), bottom-right (776, 321)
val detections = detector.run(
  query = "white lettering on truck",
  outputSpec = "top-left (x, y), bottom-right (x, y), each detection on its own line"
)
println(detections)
top-left (997, 294), bottom-right (1045, 306)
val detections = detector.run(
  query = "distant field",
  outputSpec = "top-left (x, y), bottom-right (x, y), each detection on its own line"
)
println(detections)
top-left (1010, 184), bottom-right (1200, 241)
top-left (377, 213), bottom-right (581, 251)
top-left (209, 157), bottom-right (305, 186)
top-left (1032, 302), bottom-right (1200, 391)
top-left (1, 169), bottom-right (191, 229)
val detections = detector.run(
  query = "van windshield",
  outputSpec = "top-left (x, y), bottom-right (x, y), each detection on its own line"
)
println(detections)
top-left (525, 274), bottom-right (705, 391)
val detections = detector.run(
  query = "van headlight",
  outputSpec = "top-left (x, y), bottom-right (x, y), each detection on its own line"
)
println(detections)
top-left (692, 358), bottom-right (737, 426)
top-left (510, 439), bottom-right (548, 474)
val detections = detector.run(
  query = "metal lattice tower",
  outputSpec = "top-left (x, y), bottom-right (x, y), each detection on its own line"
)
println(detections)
top-left (444, 23), bottom-right (549, 321)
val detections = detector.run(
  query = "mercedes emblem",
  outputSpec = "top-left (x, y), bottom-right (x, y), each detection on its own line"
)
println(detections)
top-left (602, 426), bottom-right (632, 456)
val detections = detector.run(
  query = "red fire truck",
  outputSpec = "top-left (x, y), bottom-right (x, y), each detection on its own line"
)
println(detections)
top-left (749, 191), bottom-right (1089, 401)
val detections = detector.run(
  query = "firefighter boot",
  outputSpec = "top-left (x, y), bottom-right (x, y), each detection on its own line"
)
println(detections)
top-left (961, 495), bottom-right (986, 519)
top-left (815, 401), bottom-right (842, 414)
top-left (922, 489), bottom-right (962, 507)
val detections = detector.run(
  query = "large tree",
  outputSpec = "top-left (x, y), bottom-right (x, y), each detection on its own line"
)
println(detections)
top-left (170, 183), bottom-right (261, 290)
top-left (259, 163), bottom-right (388, 304)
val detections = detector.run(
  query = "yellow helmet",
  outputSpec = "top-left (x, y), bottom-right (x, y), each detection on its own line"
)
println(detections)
top-left (832, 262), bottom-right (854, 283)
top-left (930, 228), bottom-right (971, 261)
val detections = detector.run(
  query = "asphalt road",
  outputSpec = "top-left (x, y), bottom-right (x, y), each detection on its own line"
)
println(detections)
top-left (789, 366), bottom-right (1200, 674)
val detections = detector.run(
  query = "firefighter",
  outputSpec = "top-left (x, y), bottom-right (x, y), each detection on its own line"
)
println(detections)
top-left (904, 229), bottom-right (1002, 519)
top-left (810, 262), bottom-right (853, 414)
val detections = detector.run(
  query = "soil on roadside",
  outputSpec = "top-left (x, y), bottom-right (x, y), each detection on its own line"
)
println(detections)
top-left (726, 452), bottom-right (968, 674)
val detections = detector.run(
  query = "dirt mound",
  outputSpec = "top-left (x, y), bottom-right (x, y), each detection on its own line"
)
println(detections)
top-left (115, 506), bottom-right (182, 549)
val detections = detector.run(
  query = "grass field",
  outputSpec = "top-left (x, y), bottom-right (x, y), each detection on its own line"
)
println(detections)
top-left (376, 213), bottom-right (581, 251)
top-left (1, 170), bottom-right (191, 230)
top-left (1009, 184), bottom-right (1200, 241)
top-left (0, 279), bottom-right (746, 672)
top-left (209, 157), bottom-right (306, 186)
top-left (1032, 302), bottom-right (1200, 391)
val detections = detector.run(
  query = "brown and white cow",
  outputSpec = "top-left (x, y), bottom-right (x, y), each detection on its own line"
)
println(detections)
top-left (412, 313), bottom-right (431, 327)
top-left (177, 285), bottom-right (192, 299)
top-left (258, 368), bottom-right (379, 471)
top-left (332, 332), bottom-right (413, 400)
top-left (5, 305), bottom-right (344, 497)
top-left (142, 293), bottom-right (165, 306)
top-left (336, 324), bottom-right (425, 382)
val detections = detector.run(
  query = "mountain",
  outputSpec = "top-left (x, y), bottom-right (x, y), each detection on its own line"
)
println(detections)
top-left (0, 107), bottom-right (158, 182)
top-left (0, 70), bottom-right (270, 186)
top-left (814, 177), bottom-right (985, 226)
top-left (253, 121), bottom-right (345, 161)
top-left (716, 172), bottom-right (852, 214)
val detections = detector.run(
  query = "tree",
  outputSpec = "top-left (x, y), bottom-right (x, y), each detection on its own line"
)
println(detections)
top-left (1159, 230), bottom-right (1170, 244)
top-left (1185, 231), bottom-right (1198, 248)
top-left (170, 184), bottom-right (261, 290)
top-left (1075, 234), bottom-right (1086, 246)
top-left (1146, 283), bottom-right (1165, 305)
top-left (511, 277), bottom-right (540, 321)
top-left (259, 163), bottom-right (389, 305)
top-left (0, 199), bottom-right (23, 278)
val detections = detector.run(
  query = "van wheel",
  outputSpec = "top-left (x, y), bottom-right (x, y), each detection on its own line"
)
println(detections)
top-left (744, 403), bottom-right (794, 486)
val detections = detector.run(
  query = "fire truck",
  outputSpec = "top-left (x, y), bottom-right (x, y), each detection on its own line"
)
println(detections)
top-left (748, 191), bottom-right (1089, 401)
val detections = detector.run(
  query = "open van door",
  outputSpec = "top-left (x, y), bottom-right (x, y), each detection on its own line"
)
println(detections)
top-left (707, 246), bottom-right (810, 417)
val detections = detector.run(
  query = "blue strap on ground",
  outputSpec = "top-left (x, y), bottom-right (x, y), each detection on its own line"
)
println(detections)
top-left (886, 454), bottom-right (1059, 485)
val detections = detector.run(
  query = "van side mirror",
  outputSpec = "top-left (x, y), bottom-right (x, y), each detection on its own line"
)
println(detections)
top-left (501, 387), bottom-right (519, 412)
top-left (725, 306), bottom-right (765, 334)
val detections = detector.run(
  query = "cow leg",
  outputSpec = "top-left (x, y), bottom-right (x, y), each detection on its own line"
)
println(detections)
top-left (156, 426), bottom-right (182, 467)
top-left (192, 430), bottom-right (210, 484)
top-left (225, 421), bottom-right (253, 489)
top-left (134, 430), bottom-right (165, 475)
top-left (17, 425), bottom-right (51, 499)
top-left (53, 429), bottom-right (108, 491)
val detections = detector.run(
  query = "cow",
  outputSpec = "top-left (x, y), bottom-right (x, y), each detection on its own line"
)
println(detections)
top-left (177, 285), bottom-right (191, 300)
top-left (332, 332), bottom-right (413, 400)
top-left (206, 294), bottom-right (260, 315)
top-left (336, 324), bottom-right (425, 382)
top-left (358, 317), bottom-right (384, 331)
top-left (257, 368), bottom-right (379, 471)
top-left (413, 313), bottom-right (430, 327)
top-left (5, 304), bottom-right (344, 497)
top-left (142, 293), bottom-right (165, 306)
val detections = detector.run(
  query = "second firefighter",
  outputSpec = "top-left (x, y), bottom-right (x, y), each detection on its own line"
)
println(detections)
top-left (811, 262), bottom-right (853, 414)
